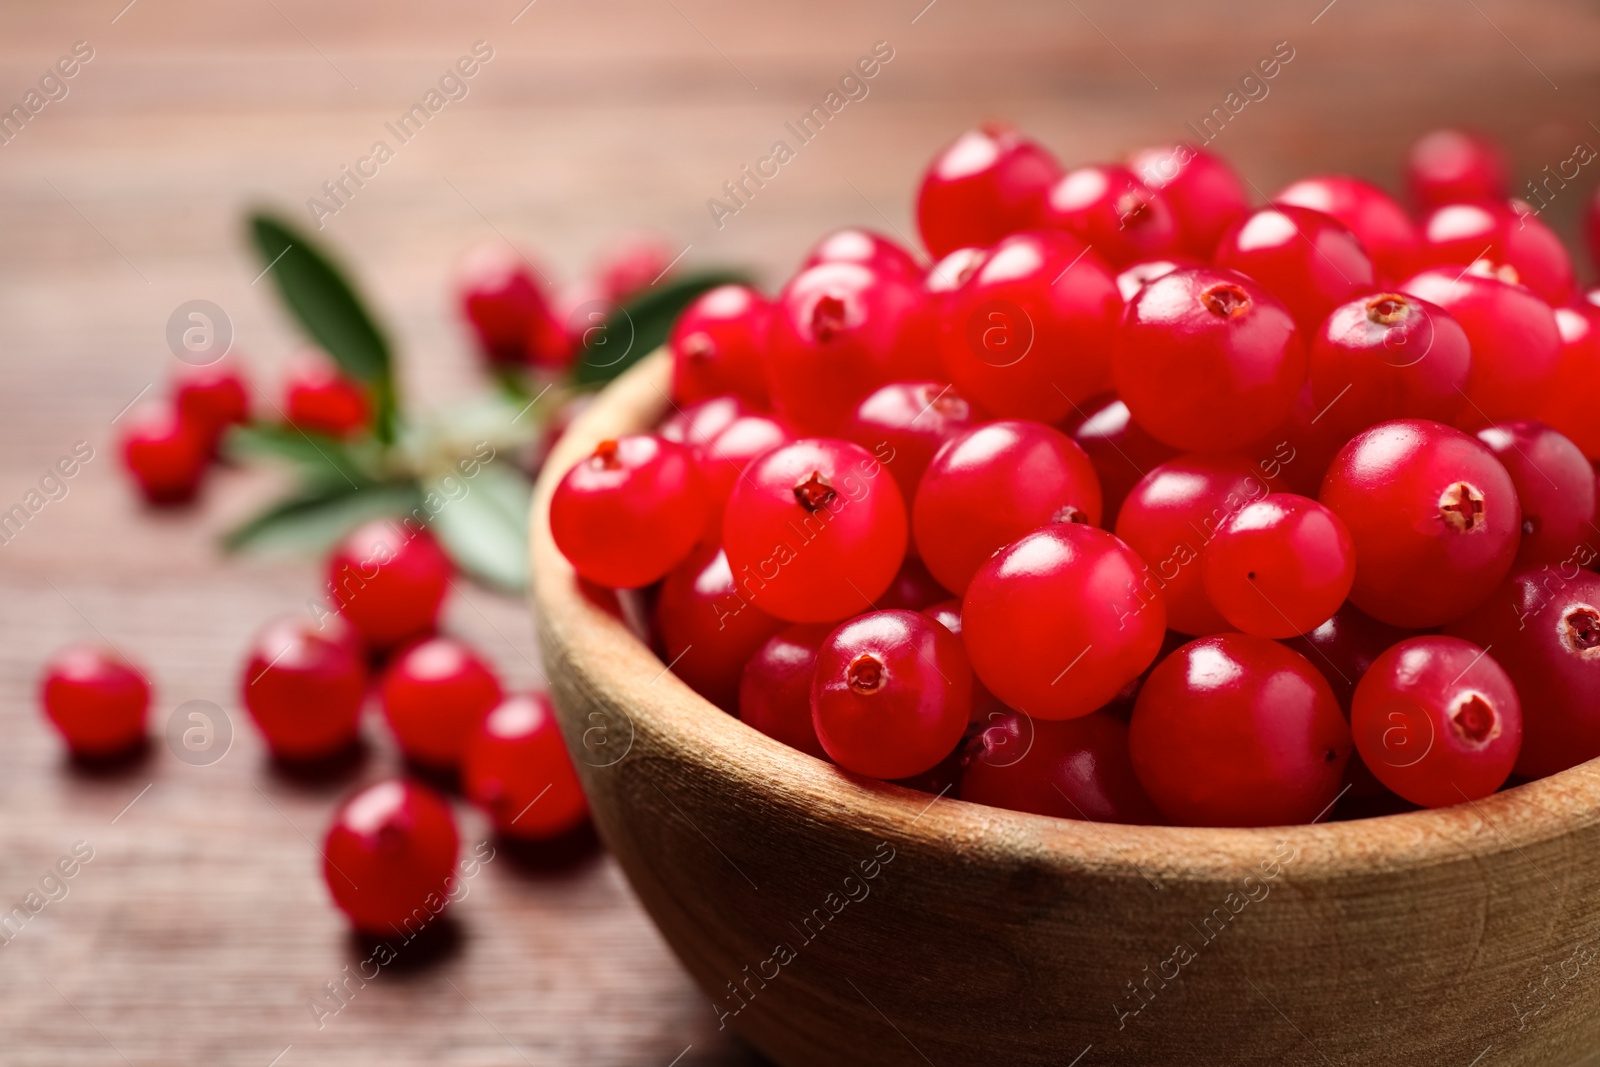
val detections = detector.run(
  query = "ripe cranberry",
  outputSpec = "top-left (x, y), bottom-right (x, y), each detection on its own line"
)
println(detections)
top-left (323, 779), bottom-right (459, 934)
top-left (739, 624), bottom-right (832, 760)
top-left (655, 545), bottom-right (784, 713)
top-left (765, 262), bottom-right (937, 433)
top-left (595, 233), bottom-right (674, 302)
top-left (1416, 201), bottom-right (1574, 307)
top-left (1351, 636), bottom-right (1521, 807)
top-left (1275, 175), bottom-right (1419, 284)
top-left (810, 610), bottom-right (972, 779)
top-left (1129, 634), bottom-right (1350, 827)
top-left (690, 412), bottom-right (790, 536)
top-left (877, 555), bottom-right (952, 611)
top-left (1475, 421), bottom-right (1595, 568)
top-left (1128, 143), bottom-right (1250, 258)
top-left (960, 710), bottom-right (1160, 824)
top-left (1069, 396), bottom-right (1179, 520)
top-left (658, 394), bottom-right (745, 447)
top-left (1283, 602), bottom-right (1416, 714)
top-left (549, 435), bottom-right (706, 589)
top-left (668, 284), bottom-right (771, 408)
top-left (173, 362), bottom-right (250, 451)
top-left (921, 598), bottom-right (1001, 719)
top-left (913, 420), bottom-right (1102, 594)
top-left (963, 524), bottom-right (1166, 720)
top-left (1446, 568), bottom-right (1600, 778)
top-left (1202, 493), bottom-right (1355, 639)
top-left (938, 230), bottom-right (1122, 423)
top-left (1266, 383), bottom-right (1354, 498)
top-left (40, 645), bottom-right (149, 757)
top-left (1320, 419), bottom-right (1520, 627)
top-left (1113, 267), bottom-right (1304, 452)
top-left (1113, 257), bottom-right (1198, 302)
top-left (722, 438), bottom-right (907, 623)
top-left (326, 521), bottom-right (453, 650)
top-left (1307, 292), bottom-right (1471, 433)
top-left (1400, 266), bottom-right (1562, 425)
top-left (379, 637), bottom-right (502, 769)
top-left (1213, 205), bottom-right (1376, 335)
top-left (455, 243), bottom-right (568, 369)
top-left (241, 617), bottom-right (366, 760)
top-left (285, 359), bottom-right (371, 438)
top-left (119, 401), bottom-right (208, 505)
top-left (924, 246), bottom-right (986, 300)
top-left (843, 381), bottom-right (981, 509)
top-left (1038, 163), bottom-right (1179, 268)
top-left (916, 124), bottom-right (1062, 258)
top-left (1538, 306), bottom-right (1600, 460)
top-left (1405, 128), bottom-right (1509, 209)
top-left (463, 693), bottom-right (589, 839)
top-left (802, 227), bottom-right (924, 280)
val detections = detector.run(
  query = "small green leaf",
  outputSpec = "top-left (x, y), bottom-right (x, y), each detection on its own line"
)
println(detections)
top-left (223, 482), bottom-right (422, 555)
top-left (572, 269), bottom-right (753, 386)
top-left (224, 424), bottom-right (379, 487)
top-left (426, 464), bottom-right (532, 592)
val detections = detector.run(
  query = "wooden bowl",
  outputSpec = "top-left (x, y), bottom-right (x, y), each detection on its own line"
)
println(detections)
top-left (530, 351), bottom-right (1600, 1067)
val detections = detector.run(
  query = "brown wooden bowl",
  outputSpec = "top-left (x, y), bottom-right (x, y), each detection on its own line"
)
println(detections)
top-left (530, 350), bottom-right (1600, 1067)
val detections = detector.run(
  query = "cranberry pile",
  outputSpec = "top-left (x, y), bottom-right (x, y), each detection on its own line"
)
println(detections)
top-left (552, 125), bottom-right (1600, 829)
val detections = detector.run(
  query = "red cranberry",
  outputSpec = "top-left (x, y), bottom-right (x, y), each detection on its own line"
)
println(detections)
top-left (843, 380), bottom-right (981, 509)
top-left (1037, 163), bottom-right (1179, 269)
top-left (1307, 292), bottom-right (1471, 433)
top-left (1202, 493), bottom-right (1355, 639)
top-left (1416, 201), bottom-right (1574, 307)
top-left (1214, 205), bottom-right (1376, 335)
top-left (960, 710), bottom-right (1160, 824)
top-left (810, 610), bottom-right (972, 779)
top-left (1127, 143), bottom-right (1250, 258)
top-left (40, 645), bottom-right (149, 757)
top-left (241, 617), bottom-right (366, 760)
top-left (1113, 257), bottom-right (1199, 302)
top-left (1446, 568), bottom-right (1600, 778)
top-left (739, 624), bottom-right (832, 760)
top-left (722, 438), bottom-right (907, 623)
top-left (658, 394), bottom-right (745, 447)
top-left (1475, 420), bottom-right (1595, 568)
top-left (1283, 602), bottom-right (1416, 715)
top-left (119, 401), bottom-right (208, 505)
top-left (463, 693), bottom-right (589, 839)
top-left (1539, 306), bottom-right (1600, 460)
top-left (801, 227), bottom-right (924, 280)
top-left (924, 246), bottom-right (986, 299)
top-left (668, 284), bottom-right (771, 409)
top-left (323, 779), bottom-right (459, 934)
top-left (913, 420), bottom-right (1102, 594)
top-left (690, 412), bottom-right (790, 537)
top-left (1113, 267), bottom-right (1304, 452)
top-left (655, 545), bottom-right (784, 713)
top-left (877, 555), bottom-right (952, 611)
top-left (916, 124), bottom-right (1062, 258)
top-left (921, 598), bottom-right (1001, 719)
top-left (379, 637), bottom-right (502, 769)
top-left (549, 435), bottom-right (706, 589)
top-left (595, 233), bottom-right (673, 302)
top-left (1319, 419), bottom-right (1521, 627)
top-left (938, 230), bottom-right (1122, 423)
top-left (285, 359), bottom-right (371, 438)
top-left (326, 521), bottom-right (453, 650)
top-left (963, 524), bottom-right (1166, 720)
top-left (1068, 396), bottom-right (1180, 520)
top-left (1129, 634), bottom-right (1350, 827)
top-left (455, 243), bottom-right (568, 369)
top-left (1275, 175), bottom-right (1419, 284)
top-left (173, 362), bottom-right (250, 451)
top-left (1405, 128), bottom-right (1509, 209)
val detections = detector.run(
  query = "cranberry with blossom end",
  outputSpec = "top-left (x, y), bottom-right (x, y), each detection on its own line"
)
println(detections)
top-left (963, 524), bottom-right (1167, 720)
top-left (739, 624), bottom-right (832, 760)
top-left (455, 243), bottom-right (568, 369)
top-left (801, 227), bottom-right (924, 281)
top-left (285, 360), bottom-right (371, 438)
top-left (1113, 257), bottom-right (1198, 302)
top-left (1538, 307), bottom-right (1600, 460)
top-left (765, 262), bottom-right (938, 433)
top-left (691, 412), bottom-right (790, 536)
top-left (1214, 205), bottom-right (1375, 335)
top-left (1202, 493), bottom-right (1355, 639)
top-left (655, 545), bottom-right (785, 713)
top-left (40, 645), bottom-right (149, 757)
top-left (1308, 292), bottom-right (1470, 432)
top-left (119, 401), bottom-right (208, 505)
top-left (1128, 144), bottom-right (1250, 258)
top-left (379, 637), bottom-right (503, 769)
top-left (1476, 421), bottom-right (1595, 568)
top-left (1405, 128), bottom-right (1509, 209)
top-left (323, 779), bottom-right (459, 934)
top-left (1275, 175), bottom-right (1419, 284)
top-left (1351, 636), bottom-right (1521, 807)
top-left (668, 284), bottom-right (771, 408)
top-left (1416, 201), bottom-right (1574, 307)
top-left (1129, 634), bottom-right (1350, 827)
top-left (722, 438), bottom-right (907, 623)
top-left (843, 380), bottom-right (980, 509)
top-left (173, 362), bottom-right (250, 451)
top-left (913, 420), bottom-right (1102, 594)
top-left (327, 521), bottom-right (453, 650)
top-left (1038, 163), bottom-right (1180, 269)
top-left (1446, 568), bottom-right (1600, 778)
top-left (1069, 396), bottom-right (1179, 520)
top-left (810, 610), bottom-right (972, 779)
top-left (1113, 267), bottom-right (1305, 452)
top-left (241, 617), bottom-right (366, 760)
top-left (916, 124), bottom-right (1063, 258)
top-left (550, 435), bottom-right (706, 589)
top-left (1320, 419), bottom-right (1520, 628)
top-left (960, 710), bottom-right (1161, 824)
top-left (463, 693), bottom-right (589, 839)
top-left (1400, 266), bottom-right (1561, 426)
top-left (937, 230), bottom-right (1123, 423)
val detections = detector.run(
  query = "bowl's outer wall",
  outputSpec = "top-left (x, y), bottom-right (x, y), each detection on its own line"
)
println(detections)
top-left (531, 352), bottom-right (1600, 1067)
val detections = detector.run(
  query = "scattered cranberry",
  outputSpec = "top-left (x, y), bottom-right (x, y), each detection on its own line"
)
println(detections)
top-left (960, 710), bottom-right (1160, 824)
top-left (916, 124), bottom-right (1062, 258)
top-left (1068, 396), bottom-right (1179, 520)
top-left (326, 521), bottom-right (453, 651)
top-left (1404, 128), bottom-right (1509, 209)
top-left (173, 362), bottom-right (250, 451)
top-left (1274, 175), bottom-right (1419, 284)
top-left (241, 617), bottom-right (366, 760)
top-left (843, 380), bottom-right (980, 509)
top-left (1538, 307), bottom-right (1600, 460)
top-left (668, 284), bottom-right (771, 408)
top-left (119, 401), bottom-right (208, 505)
top-left (739, 624), bottom-right (832, 760)
top-left (1127, 143), bottom-right (1250, 258)
top-left (802, 227), bottom-right (924, 281)
top-left (285, 359), bottom-right (371, 438)
top-left (1213, 205), bottom-right (1375, 335)
top-left (549, 435), bottom-right (706, 589)
top-left (323, 778), bottom-right (459, 934)
top-left (655, 546), bottom-right (785, 713)
top-left (379, 637), bottom-right (502, 769)
top-left (39, 645), bottom-right (149, 757)
top-left (463, 693), bottom-right (589, 840)
top-left (455, 243), bottom-right (568, 369)
top-left (1202, 493), bottom-right (1355, 639)
top-left (1307, 292), bottom-right (1471, 433)
top-left (1475, 420), bottom-right (1595, 567)
top-left (1038, 163), bottom-right (1179, 268)
top-left (1129, 634), bottom-right (1350, 827)
top-left (1416, 201), bottom-right (1574, 307)
top-left (1350, 636), bottom-right (1521, 807)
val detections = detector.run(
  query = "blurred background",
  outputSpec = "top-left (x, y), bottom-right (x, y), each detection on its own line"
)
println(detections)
top-left (2, 1), bottom-right (1598, 1063)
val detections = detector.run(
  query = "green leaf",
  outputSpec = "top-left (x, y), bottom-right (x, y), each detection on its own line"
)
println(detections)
top-left (425, 464), bottom-right (532, 592)
top-left (247, 211), bottom-right (399, 441)
top-left (571, 269), bottom-right (753, 386)
top-left (224, 424), bottom-right (379, 487)
top-left (223, 482), bottom-right (422, 555)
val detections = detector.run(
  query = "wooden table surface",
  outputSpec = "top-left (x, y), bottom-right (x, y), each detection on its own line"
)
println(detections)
top-left (2, 2), bottom-right (1598, 1064)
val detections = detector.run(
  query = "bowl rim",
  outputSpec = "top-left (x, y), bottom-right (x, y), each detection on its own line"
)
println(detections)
top-left (530, 348), bottom-right (1600, 883)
